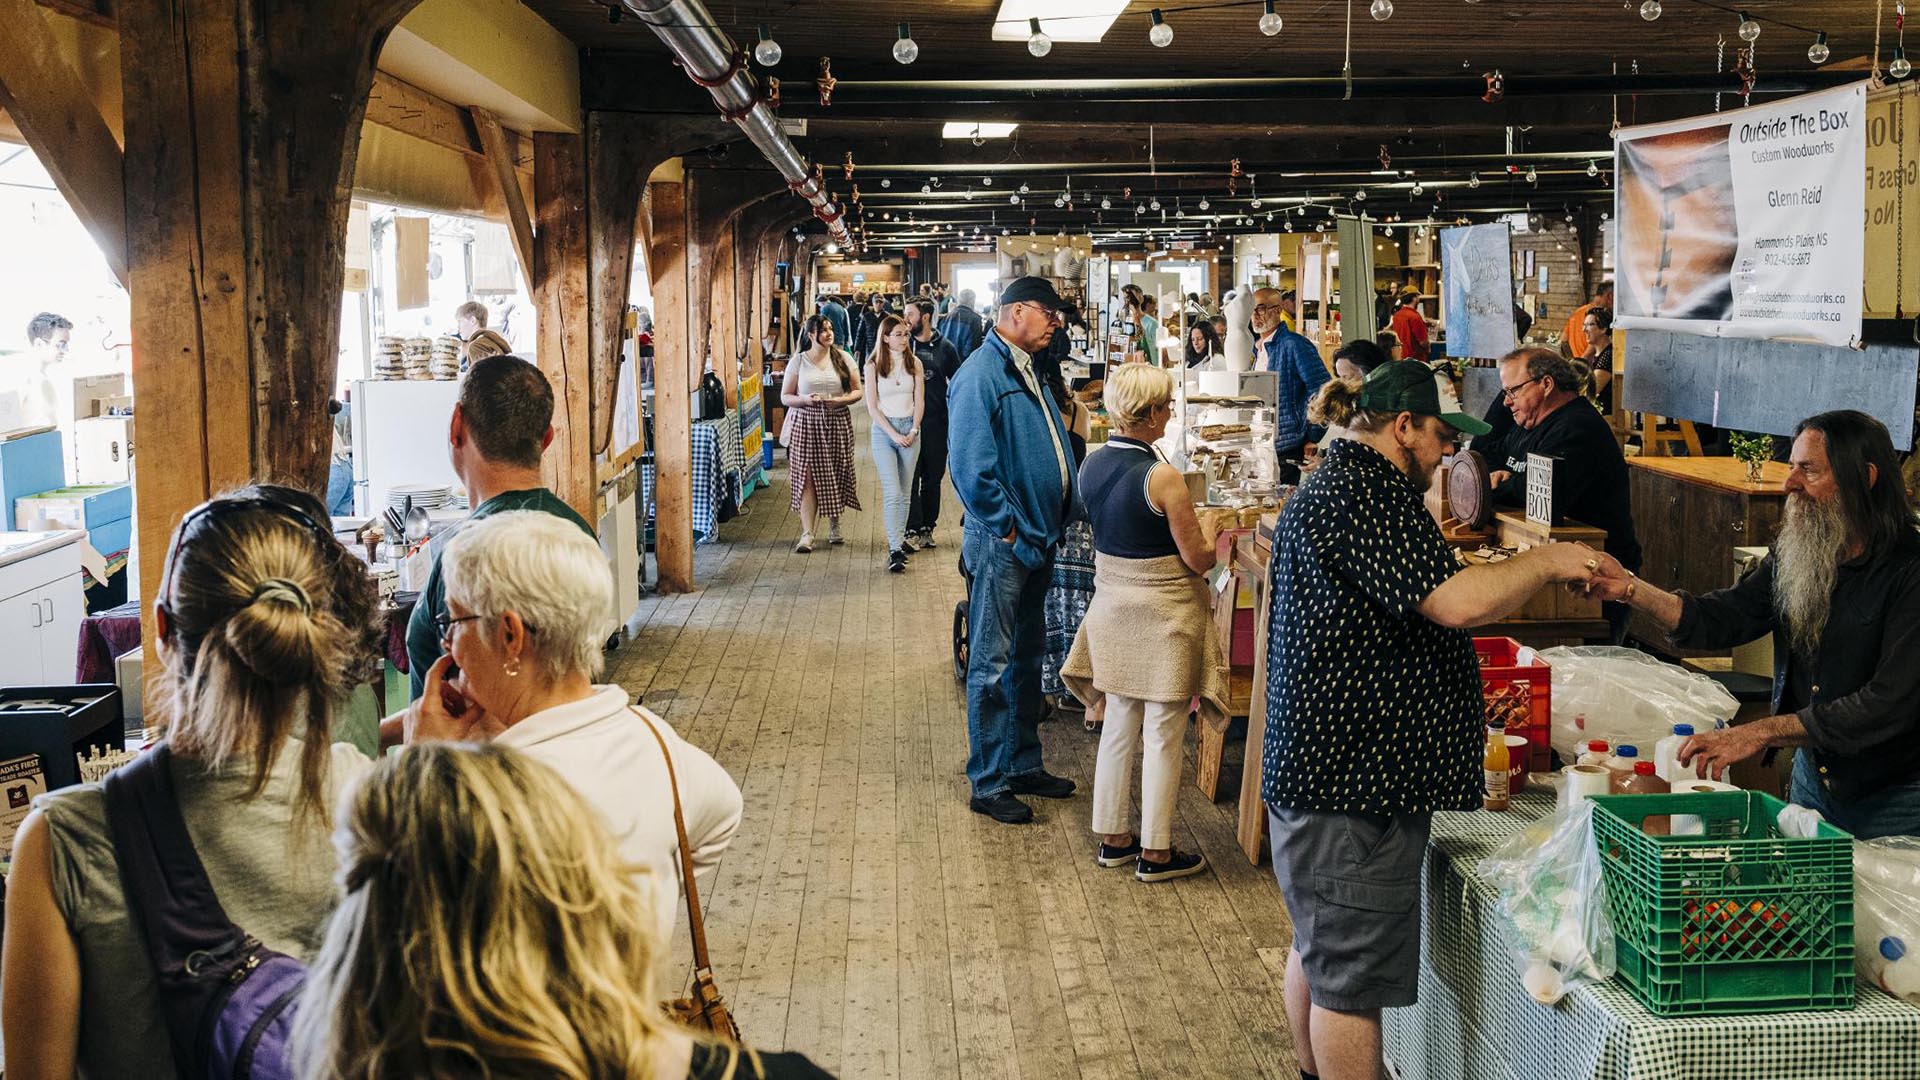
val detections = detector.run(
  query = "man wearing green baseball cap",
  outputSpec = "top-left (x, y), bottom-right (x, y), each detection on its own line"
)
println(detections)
top-left (1259, 360), bottom-right (1601, 1080)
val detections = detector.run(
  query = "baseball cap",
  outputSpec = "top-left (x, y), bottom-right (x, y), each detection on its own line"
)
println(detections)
top-left (1356, 361), bottom-right (1492, 436)
top-left (998, 276), bottom-right (1067, 313)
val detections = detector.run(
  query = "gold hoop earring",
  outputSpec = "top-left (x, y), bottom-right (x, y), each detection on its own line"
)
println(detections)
top-left (506, 660), bottom-right (521, 678)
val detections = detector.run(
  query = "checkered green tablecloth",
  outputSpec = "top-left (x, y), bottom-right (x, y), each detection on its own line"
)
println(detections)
top-left (1382, 789), bottom-right (1920, 1080)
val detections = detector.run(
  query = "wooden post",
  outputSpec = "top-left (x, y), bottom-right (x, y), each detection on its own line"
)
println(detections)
top-left (0, 0), bottom-right (126, 284)
top-left (118, 0), bottom-right (423, 705)
top-left (532, 132), bottom-right (594, 521)
top-left (647, 180), bottom-right (695, 594)
top-left (472, 105), bottom-right (537, 293)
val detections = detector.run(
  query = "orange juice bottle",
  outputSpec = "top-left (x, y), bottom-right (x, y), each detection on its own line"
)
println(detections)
top-left (1484, 720), bottom-right (1511, 811)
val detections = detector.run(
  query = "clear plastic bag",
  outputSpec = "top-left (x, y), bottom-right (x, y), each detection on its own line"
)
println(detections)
top-left (1539, 646), bottom-right (1738, 764)
top-left (1481, 798), bottom-right (1617, 1005)
top-left (1855, 837), bottom-right (1920, 1001)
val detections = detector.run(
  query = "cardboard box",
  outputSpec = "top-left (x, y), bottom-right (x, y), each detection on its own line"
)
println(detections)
top-left (16, 484), bottom-right (134, 551)
top-left (72, 416), bottom-right (134, 484)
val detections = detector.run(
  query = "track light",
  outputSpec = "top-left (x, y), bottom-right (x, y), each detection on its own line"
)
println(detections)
top-left (1148, 9), bottom-right (1173, 47)
top-left (1260, 0), bottom-right (1283, 36)
top-left (1028, 17), bottom-right (1053, 57)
top-left (753, 24), bottom-right (782, 66)
top-left (893, 23), bottom-right (919, 64)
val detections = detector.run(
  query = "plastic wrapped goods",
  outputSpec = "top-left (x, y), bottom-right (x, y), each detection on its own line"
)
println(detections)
top-left (1540, 646), bottom-right (1738, 765)
top-left (1856, 837), bottom-right (1920, 1002)
top-left (1481, 799), bottom-right (1617, 1005)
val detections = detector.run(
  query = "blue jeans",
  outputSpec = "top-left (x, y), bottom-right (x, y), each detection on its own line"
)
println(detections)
top-left (870, 416), bottom-right (921, 551)
top-left (963, 521), bottom-right (1052, 798)
top-left (1791, 752), bottom-right (1920, 840)
top-left (325, 457), bottom-right (355, 516)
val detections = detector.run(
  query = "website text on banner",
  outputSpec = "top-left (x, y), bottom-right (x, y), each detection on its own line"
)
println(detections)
top-left (1612, 82), bottom-right (1866, 349)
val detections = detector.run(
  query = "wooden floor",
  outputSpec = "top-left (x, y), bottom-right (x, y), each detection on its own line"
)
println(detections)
top-left (608, 442), bottom-right (1300, 1080)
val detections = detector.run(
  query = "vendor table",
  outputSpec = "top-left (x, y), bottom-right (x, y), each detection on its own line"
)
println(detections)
top-left (1382, 789), bottom-right (1920, 1080)
top-left (640, 417), bottom-right (740, 543)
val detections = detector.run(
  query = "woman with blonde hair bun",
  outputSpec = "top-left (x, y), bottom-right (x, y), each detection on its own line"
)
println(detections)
top-left (293, 742), bottom-right (833, 1080)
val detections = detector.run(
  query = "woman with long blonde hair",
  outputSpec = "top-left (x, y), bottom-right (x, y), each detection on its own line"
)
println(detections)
top-left (293, 742), bottom-right (831, 1080)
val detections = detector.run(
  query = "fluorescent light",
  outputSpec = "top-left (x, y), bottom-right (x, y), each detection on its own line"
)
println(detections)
top-left (991, 0), bottom-right (1130, 43)
top-left (942, 122), bottom-right (1019, 139)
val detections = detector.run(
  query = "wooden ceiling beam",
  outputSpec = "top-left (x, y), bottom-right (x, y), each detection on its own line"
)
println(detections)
top-left (471, 105), bottom-right (537, 290)
top-left (367, 71), bottom-right (533, 172)
top-left (0, 0), bottom-right (126, 284)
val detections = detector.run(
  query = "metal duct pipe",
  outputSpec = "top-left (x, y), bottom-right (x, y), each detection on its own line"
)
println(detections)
top-left (624, 0), bottom-right (852, 248)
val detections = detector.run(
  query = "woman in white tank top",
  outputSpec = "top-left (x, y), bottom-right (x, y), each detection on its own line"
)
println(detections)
top-left (862, 315), bottom-right (925, 572)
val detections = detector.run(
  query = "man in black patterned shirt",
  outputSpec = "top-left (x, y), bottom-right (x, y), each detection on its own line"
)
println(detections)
top-left (1262, 362), bottom-right (1600, 1080)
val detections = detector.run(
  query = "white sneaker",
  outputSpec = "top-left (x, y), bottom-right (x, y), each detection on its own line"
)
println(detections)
top-left (794, 534), bottom-right (814, 554)
top-left (828, 522), bottom-right (845, 545)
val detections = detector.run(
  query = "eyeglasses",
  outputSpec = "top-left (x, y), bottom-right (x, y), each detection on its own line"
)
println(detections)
top-left (1016, 302), bottom-right (1063, 325)
top-left (434, 612), bottom-right (483, 640)
top-left (1253, 303), bottom-right (1286, 314)
top-left (1500, 375), bottom-right (1542, 401)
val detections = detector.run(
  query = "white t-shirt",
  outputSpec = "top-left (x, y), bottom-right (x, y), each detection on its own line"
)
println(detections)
top-left (869, 356), bottom-right (918, 418)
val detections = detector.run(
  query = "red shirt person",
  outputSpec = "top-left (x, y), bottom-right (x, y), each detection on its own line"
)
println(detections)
top-left (1389, 289), bottom-right (1430, 362)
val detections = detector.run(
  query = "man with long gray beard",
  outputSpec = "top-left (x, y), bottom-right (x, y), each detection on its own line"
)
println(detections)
top-left (1589, 410), bottom-right (1920, 839)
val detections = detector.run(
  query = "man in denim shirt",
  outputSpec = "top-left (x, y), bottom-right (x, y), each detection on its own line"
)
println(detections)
top-left (1253, 286), bottom-right (1331, 481)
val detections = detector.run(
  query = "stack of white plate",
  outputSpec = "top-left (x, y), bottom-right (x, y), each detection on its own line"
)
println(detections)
top-left (386, 483), bottom-right (452, 513)
top-left (430, 336), bottom-right (461, 380)
top-left (374, 336), bottom-right (406, 379)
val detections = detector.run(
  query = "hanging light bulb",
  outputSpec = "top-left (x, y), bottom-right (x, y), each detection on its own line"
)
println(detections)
top-left (753, 24), bottom-right (783, 67)
top-left (1737, 11), bottom-right (1759, 43)
top-left (1525, 165), bottom-right (1538, 183)
top-left (892, 22), bottom-right (919, 64)
top-left (1260, 0), bottom-right (1284, 36)
top-left (1369, 0), bottom-right (1393, 21)
top-left (1586, 160), bottom-right (1600, 177)
top-left (982, 176), bottom-right (992, 186)
top-left (1027, 17), bottom-right (1053, 57)
top-left (1054, 195), bottom-right (1066, 208)
top-left (1411, 181), bottom-right (1424, 196)
top-left (1354, 188), bottom-right (1367, 201)
top-left (971, 125), bottom-right (986, 147)
top-left (1010, 193), bottom-right (1020, 204)
top-left (1101, 196), bottom-right (1113, 210)
top-left (1019, 182), bottom-right (1030, 194)
top-left (1198, 196), bottom-right (1211, 210)
top-left (1134, 202), bottom-right (1145, 214)
top-left (1284, 218), bottom-right (1294, 232)
top-left (1468, 172), bottom-right (1482, 189)
top-left (880, 178), bottom-right (891, 189)
top-left (1149, 196), bottom-right (1161, 210)
top-left (921, 182), bottom-right (932, 194)
top-left (1176, 204), bottom-right (1187, 219)
top-left (1895, 46), bottom-right (1914, 80)
top-left (1807, 31), bottom-right (1830, 64)
top-left (1639, 0), bottom-right (1661, 21)
top-left (1148, 9), bottom-right (1173, 47)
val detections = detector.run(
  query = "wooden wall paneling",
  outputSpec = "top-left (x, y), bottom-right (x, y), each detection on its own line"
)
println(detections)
top-left (472, 105), bottom-right (537, 291)
top-left (647, 179), bottom-right (695, 593)
top-left (532, 131), bottom-right (594, 520)
top-left (0, 0), bottom-right (126, 284)
top-left (120, 0), bottom-right (420, 706)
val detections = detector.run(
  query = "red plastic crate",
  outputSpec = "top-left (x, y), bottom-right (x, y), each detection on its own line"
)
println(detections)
top-left (1474, 636), bottom-right (1552, 773)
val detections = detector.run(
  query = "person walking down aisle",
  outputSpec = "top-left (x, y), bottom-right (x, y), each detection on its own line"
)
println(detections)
top-left (1, 485), bottom-right (383, 1080)
top-left (292, 743), bottom-right (831, 1080)
top-left (402, 355), bottom-right (595, 702)
top-left (904, 299), bottom-right (961, 550)
top-left (938, 288), bottom-right (986, 358)
top-left (863, 315), bottom-right (925, 573)
top-left (819, 293), bottom-right (850, 345)
top-left (1062, 364), bottom-right (1228, 882)
top-left (1263, 362), bottom-right (1604, 1080)
top-left (1253, 286), bottom-right (1330, 483)
top-left (1389, 287), bottom-right (1431, 361)
top-left (781, 315), bottom-right (864, 553)
top-left (949, 276), bottom-right (1084, 824)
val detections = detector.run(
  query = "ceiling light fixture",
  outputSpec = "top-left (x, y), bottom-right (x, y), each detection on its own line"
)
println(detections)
top-left (1468, 173), bottom-right (1481, 188)
top-left (1027, 17), bottom-right (1053, 56)
top-left (1260, 0), bottom-right (1283, 35)
top-left (1807, 31), bottom-right (1830, 64)
top-left (753, 24), bottom-right (782, 66)
top-left (893, 22), bottom-right (919, 64)
top-left (1737, 11), bottom-right (1760, 43)
top-left (1370, 0), bottom-right (1393, 21)
top-left (1148, 9), bottom-right (1173, 47)
top-left (1587, 160), bottom-right (1600, 177)
top-left (1639, 0), bottom-right (1660, 21)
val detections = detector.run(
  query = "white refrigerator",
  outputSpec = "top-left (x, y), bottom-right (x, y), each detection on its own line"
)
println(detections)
top-left (349, 378), bottom-right (462, 518)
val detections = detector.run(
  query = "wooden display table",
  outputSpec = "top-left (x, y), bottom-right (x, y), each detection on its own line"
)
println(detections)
top-left (1626, 457), bottom-right (1789, 653)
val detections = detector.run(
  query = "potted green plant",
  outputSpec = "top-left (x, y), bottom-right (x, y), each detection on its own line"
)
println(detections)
top-left (1729, 431), bottom-right (1773, 485)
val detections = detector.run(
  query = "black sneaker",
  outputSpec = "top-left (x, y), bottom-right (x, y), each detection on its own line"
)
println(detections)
top-left (1136, 848), bottom-right (1208, 883)
top-left (888, 550), bottom-right (906, 573)
top-left (1007, 770), bottom-right (1076, 799)
top-left (918, 530), bottom-right (938, 548)
top-left (1096, 839), bottom-right (1143, 868)
top-left (969, 792), bottom-right (1034, 824)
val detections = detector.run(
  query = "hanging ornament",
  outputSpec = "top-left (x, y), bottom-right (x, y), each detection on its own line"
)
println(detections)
top-left (816, 57), bottom-right (837, 106)
top-left (1482, 70), bottom-right (1506, 104)
top-left (843, 153), bottom-right (855, 181)
top-left (1379, 144), bottom-right (1393, 170)
top-left (1228, 160), bottom-right (1242, 196)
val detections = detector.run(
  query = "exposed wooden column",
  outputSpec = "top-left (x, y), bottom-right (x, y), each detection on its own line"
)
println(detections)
top-left (688, 170), bottom-right (786, 393)
top-left (646, 179), bottom-right (695, 593)
top-left (0, 0), bottom-right (126, 284)
top-left (532, 131), bottom-right (594, 521)
top-left (119, 0), bottom-right (422, 699)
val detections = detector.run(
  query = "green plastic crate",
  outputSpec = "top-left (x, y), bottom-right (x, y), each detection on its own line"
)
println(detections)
top-left (1589, 791), bottom-right (1855, 1016)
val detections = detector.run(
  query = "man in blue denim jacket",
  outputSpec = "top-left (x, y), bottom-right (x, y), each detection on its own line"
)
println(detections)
top-left (947, 276), bottom-right (1085, 823)
top-left (1253, 286), bottom-right (1331, 481)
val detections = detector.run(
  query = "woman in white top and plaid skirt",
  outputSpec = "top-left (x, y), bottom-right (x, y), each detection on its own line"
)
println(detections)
top-left (781, 315), bottom-right (864, 553)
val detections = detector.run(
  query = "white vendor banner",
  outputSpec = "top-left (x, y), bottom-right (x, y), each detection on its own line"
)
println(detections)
top-left (1613, 82), bottom-right (1866, 348)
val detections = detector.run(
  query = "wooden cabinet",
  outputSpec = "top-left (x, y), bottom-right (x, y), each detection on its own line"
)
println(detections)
top-left (1627, 458), bottom-right (1788, 654)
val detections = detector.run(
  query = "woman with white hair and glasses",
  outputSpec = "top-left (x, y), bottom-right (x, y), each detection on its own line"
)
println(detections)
top-left (405, 511), bottom-right (743, 955)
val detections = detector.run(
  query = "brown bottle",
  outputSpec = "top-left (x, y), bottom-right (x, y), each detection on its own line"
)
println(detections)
top-left (1614, 760), bottom-right (1671, 836)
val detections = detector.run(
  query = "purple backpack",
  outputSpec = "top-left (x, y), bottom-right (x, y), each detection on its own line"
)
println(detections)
top-left (104, 745), bottom-right (306, 1079)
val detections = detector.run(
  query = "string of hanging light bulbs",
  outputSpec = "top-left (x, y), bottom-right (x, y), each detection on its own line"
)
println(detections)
top-left (734, 0), bottom-right (1861, 69)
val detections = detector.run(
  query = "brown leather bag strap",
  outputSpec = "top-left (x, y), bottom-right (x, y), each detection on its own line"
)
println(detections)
top-left (631, 707), bottom-right (714, 973)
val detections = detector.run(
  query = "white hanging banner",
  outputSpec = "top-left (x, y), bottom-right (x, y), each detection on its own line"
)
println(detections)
top-left (1613, 82), bottom-right (1866, 348)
